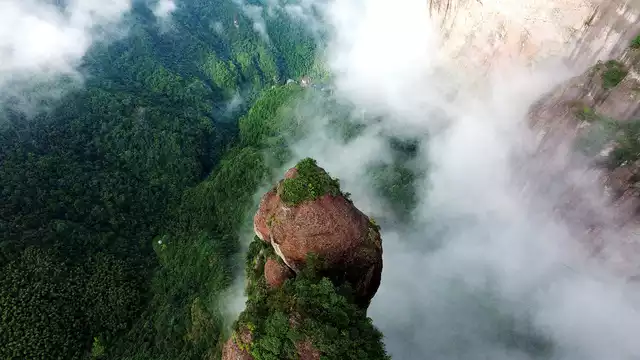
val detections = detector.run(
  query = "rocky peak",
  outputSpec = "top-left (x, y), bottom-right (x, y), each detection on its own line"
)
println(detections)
top-left (253, 157), bottom-right (383, 305)
top-left (223, 158), bottom-right (389, 360)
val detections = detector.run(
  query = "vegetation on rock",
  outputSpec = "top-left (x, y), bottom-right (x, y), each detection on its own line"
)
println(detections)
top-left (600, 60), bottom-right (628, 89)
top-left (280, 158), bottom-right (342, 206)
top-left (610, 120), bottom-right (640, 167)
top-left (630, 34), bottom-right (640, 49)
top-left (231, 238), bottom-right (390, 360)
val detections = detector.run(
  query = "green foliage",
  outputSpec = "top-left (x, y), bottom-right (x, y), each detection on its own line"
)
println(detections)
top-left (280, 158), bottom-right (342, 206)
top-left (235, 239), bottom-right (390, 360)
top-left (367, 137), bottom-right (422, 221)
top-left (238, 84), bottom-right (304, 148)
top-left (203, 54), bottom-right (240, 96)
top-left (600, 60), bottom-right (628, 89)
top-left (574, 116), bottom-right (619, 158)
top-left (610, 120), bottom-right (640, 167)
top-left (630, 34), bottom-right (640, 49)
top-left (92, 337), bottom-right (106, 358)
top-left (174, 147), bottom-right (268, 235)
top-left (0, 61), bottom-right (208, 355)
top-left (108, 143), bottom-right (271, 360)
top-left (573, 115), bottom-right (640, 167)
top-left (574, 104), bottom-right (599, 122)
top-left (369, 163), bottom-right (418, 220)
top-left (0, 247), bottom-right (87, 360)
top-left (265, 14), bottom-right (318, 79)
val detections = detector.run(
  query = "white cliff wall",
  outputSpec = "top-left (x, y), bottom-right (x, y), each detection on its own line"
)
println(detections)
top-left (427, 0), bottom-right (640, 74)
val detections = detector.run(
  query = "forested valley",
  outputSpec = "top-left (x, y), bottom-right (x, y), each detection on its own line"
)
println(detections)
top-left (0, 1), bottom-right (324, 359)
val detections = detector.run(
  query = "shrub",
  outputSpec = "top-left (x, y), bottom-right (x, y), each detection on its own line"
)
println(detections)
top-left (601, 60), bottom-right (628, 89)
top-left (609, 120), bottom-right (640, 167)
top-left (279, 158), bottom-right (342, 206)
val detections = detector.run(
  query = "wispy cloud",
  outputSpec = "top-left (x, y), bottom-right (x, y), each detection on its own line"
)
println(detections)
top-left (0, 0), bottom-right (131, 111)
top-left (152, 0), bottom-right (177, 19)
top-left (232, 0), bottom-right (326, 43)
top-left (232, 0), bottom-right (270, 42)
top-left (274, 0), bottom-right (640, 359)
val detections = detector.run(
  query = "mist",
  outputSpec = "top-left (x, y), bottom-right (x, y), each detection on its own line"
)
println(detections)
top-left (277, 0), bottom-right (640, 359)
top-left (0, 0), bottom-right (132, 112)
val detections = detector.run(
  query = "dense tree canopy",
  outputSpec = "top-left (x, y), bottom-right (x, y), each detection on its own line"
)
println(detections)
top-left (0, 1), bottom-right (318, 359)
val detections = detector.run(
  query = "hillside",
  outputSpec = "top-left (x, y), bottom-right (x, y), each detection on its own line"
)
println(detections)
top-left (0, 1), bottom-right (319, 359)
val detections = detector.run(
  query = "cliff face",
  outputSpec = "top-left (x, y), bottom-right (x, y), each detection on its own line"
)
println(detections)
top-left (223, 158), bottom-right (388, 360)
top-left (527, 41), bottom-right (640, 276)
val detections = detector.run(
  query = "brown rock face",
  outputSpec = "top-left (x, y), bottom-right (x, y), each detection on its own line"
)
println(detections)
top-left (264, 257), bottom-right (294, 288)
top-left (222, 328), bottom-right (253, 360)
top-left (296, 339), bottom-right (321, 360)
top-left (253, 189), bottom-right (278, 242)
top-left (253, 164), bottom-right (383, 306)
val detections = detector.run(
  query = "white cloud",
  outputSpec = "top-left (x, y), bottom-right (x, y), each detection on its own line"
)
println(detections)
top-left (232, 0), bottom-right (270, 42)
top-left (276, 0), bottom-right (640, 359)
top-left (212, 21), bottom-right (225, 35)
top-left (153, 0), bottom-right (177, 19)
top-left (232, 0), bottom-right (325, 43)
top-left (0, 0), bottom-right (131, 110)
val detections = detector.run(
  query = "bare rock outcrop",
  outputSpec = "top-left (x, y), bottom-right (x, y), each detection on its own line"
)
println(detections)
top-left (253, 190), bottom-right (278, 242)
top-left (264, 257), bottom-right (293, 288)
top-left (253, 158), bottom-right (383, 305)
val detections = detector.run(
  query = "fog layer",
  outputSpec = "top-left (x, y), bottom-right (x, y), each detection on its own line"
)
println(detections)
top-left (284, 0), bottom-right (640, 359)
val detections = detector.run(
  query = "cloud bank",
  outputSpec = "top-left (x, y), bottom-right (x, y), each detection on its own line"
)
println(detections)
top-left (277, 0), bottom-right (640, 359)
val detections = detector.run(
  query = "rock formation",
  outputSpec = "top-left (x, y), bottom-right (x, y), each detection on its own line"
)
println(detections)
top-left (526, 41), bottom-right (640, 276)
top-left (263, 257), bottom-right (293, 289)
top-left (222, 158), bottom-right (388, 360)
top-left (253, 157), bottom-right (383, 305)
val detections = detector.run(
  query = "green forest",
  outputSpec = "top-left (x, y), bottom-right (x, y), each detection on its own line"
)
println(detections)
top-left (0, 1), bottom-right (320, 359)
top-left (0, 0), bottom-right (427, 357)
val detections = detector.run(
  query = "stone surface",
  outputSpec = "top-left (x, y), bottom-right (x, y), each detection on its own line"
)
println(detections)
top-left (264, 257), bottom-right (294, 289)
top-left (253, 189), bottom-right (279, 242)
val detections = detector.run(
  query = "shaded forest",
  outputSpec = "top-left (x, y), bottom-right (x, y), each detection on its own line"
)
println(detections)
top-left (0, 1), bottom-right (317, 359)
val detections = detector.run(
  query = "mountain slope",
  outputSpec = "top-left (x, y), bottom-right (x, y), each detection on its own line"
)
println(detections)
top-left (0, 1), bottom-right (318, 359)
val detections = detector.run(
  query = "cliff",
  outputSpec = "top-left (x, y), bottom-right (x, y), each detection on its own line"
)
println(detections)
top-left (527, 38), bottom-right (640, 276)
top-left (223, 158), bottom-right (389, 360)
